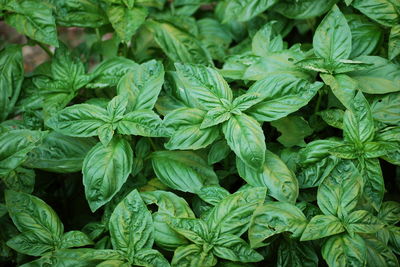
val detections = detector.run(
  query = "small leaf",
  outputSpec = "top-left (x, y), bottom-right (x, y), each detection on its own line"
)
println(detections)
top-left (61, 231), bottom-right (93, 249)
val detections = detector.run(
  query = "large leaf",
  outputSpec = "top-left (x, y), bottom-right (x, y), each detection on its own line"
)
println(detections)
top-left (277, 238), bottom-right (319, 267)
top-left (106, 5), bottom-right (147, 42)
top-left (364, 236), bottom-right (399, 267)
top-left (25, 132), bottom-right (97, 173)
top-left (205, 188), bottom-right (266, 236)
top-left (117, 110), bottom-right (168, 137)
top-left (216, 0), bottom-right (278, 23)
top-left (0, 130), bottom-right (46, 176)
top-left (320, 74), bottom-right (357, 110)
top-left (5, 190), bottom-right (63, 247)
top-left (46, 104), bottom-right (109, 137)
top-left (117, 60), bottom-right (164, 111)
top-left (301, 215), bottom-right (345, 241)
top-left (174, 63), bottom-right (233, 110)
top-left (389, 25), bottom-right (400, 60)
top-left (222, 114), bottom-right (266, 170)
top-left (151, 151), bottom-right (218, 193)
top-left (352, 0), bottom-right (399, 27)
top-left (109, 189), bottom-right (153, 255)
top-left (313, 5), bottom-right (352, 60)
top-left (347, 56), bottom-right (400, 94)
top-left (345, 210), bottom-right (384, 234)
top-left (237, 149), bottom-right (298, 203)
top-left (83, 137), bottom-right (133, 212)
top-left (212, 234), bottom-right (263, 262)
top-left (171, 244), bottom-right (216, 267)
top-left (147, 21), bottom-right (212, 66)
top-left (317, 160), bottom-right (363, 218)
top-left (322, 234), bottom-right (367, 267)
top-left (167, 218), bottom-right (209, 245)
top-left (248, 202), bottom-right (307, 248)
top-left (272, 0), bottom-right (337, 19)
top-left (0, 45), bottom-right (23, 122)
top-left (247, 74), bottom-right (322, 122)
top-left (3, 0), bottom-right (58, 46)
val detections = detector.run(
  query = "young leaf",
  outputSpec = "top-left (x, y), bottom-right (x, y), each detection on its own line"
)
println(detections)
top-left (345, 210), bottom-right (384, 234)
top-left (222, 114), bottom-right (266, 170)
top-left (313, 5), bottom-right (352, 60)
top-left (60, 231), bottom-right (93, 249)
top-left (109, 189), bottom-right (153, 255)
top-left (164, 108), bottom-right (220, 150)
top-left (171, 244), bottom-right (216, 267)
top-left (83, 137), bottom-right (133, 212)
top-left (117, 110), bottom-right (168, 137)
top-left (168, 218), bottom-right (209, 245)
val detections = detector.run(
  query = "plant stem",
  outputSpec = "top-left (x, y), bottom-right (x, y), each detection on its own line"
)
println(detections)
top-left (36, 42), bottom-right (53, 57)
top-left (314, 91), bottom-right (323, 113)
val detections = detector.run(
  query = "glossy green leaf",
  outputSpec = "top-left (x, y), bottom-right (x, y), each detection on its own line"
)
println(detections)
top-left (222, 114), bottom-right (266, 170)
top-left (346, 210), bottom-right (384, 234)
top-left (217, 0), bottom-right (278, 23)
top-left (0, 45), bottom-right (23, 122)
top-left (151, 151), bottom-right (218, 193)
top-left (109, 189), bottom-right (153, 255)
top-left (212, 234), bottom-right (263, 262)
top-left (272, 0), bottom-right (337, 19)
top-left (83, 137), bottom-right (133, 212)
top-left (171, 244), bottom-right (216, 267)
top-left (249, 202), bottom-right (307, 248)
top-left (117, 110), bottom-right (168, 137)
top-left (168, 218), bottom-right (209, 245)
top-left (60, 231), bottom-right (93, 249)
top-left (352, 0), bottom-right (399, 27)
top-left (301, 215), bottom-right (345, 241)
top-left (320, 74), bottom-right (357, 110)
top-left (389, 25), bottom-right (400, 60)
top-left (313, 5), bottom-right (352, 60)
top-left (277, 238), bottom-right (319, 267)
top-left (237, 149), bottom-right (298, 203)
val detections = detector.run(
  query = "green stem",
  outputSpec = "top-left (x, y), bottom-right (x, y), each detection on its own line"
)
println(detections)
top-left (148, 137), bottom-right (158, 151)
top-left (314, 91), bottom-right (323, 113)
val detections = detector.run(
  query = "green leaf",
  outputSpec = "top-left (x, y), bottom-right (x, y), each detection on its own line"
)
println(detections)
top-left (6, 232), bottom-right (54, 256)
top-left (277, 238), bottom-right (319, 267)
top-left (317, 160), bottom-right (363, 218)
top-left (198, 186), bottom-right (230, 206)
top-left (352, 0), bottom-right (399, 27)
top-left (5, 190), bottom-right (63, 245)
top-left (347, 56), bottom-right (400, 94)
top-left (346, 14), bottom-right (383, 59)
top-left (389, 25), bottom-right (400, 60)
top-left (272, 0), bottom-right (337, 19)
top-left (117, 110), bottom-right (168, 137)
top-left (168, 218), bottom-right (209, 245)
top-left (364, 236), bottom-right (399, 267)
top-left (345, 210), bottom-right (384, 234)
top-left (207, 140), bottom-right (231, 165)
top-left (270, 116), bottom-right (313, 148)
top-left (134, 248), bottom-right (170, 267)
top-left (251, 21), bottom-right (283, 56)
top-left (117, 60), bottom-right (164, 111)
top-left (249, 202), bottom-right (307, 248)
top-left (87, 57), bottom-right (138, 89)
top-left (231, 93), bottom-right (264, 112)
top-left (2, 167), bottom-right (35, 193)
top-left (205, 188), bottom-right (266, 236)
top-left (371, 93), bottom-right (400, 125)
top-left (301, 215), bottom-right (345, 241)
top-left (164, 108), bottom-right (220, 150)
top-left (320, 74), bottom-right (357, 110)
top-left (3, 0), bottom-right (58, 46)
top-left (319, 109), bottom-right (344, 129)
top-left (237, 149), bottom-right (298, 203)
top-left (46, 104), bottom-right (109, 137)
top-left (343, 92), bottom-right (375, 145)
top-left (0, 130), bottom-right (46, 176)
top-left (322, 234), bottom-right (367, 267)
top-left (200, 107), bottom-right (231, 129)
top-left (174, 63), bottom-right (233, 110)
top-left (24, 132), bottom-right (97, 173)
top-left (378, 201), bottom-right (400, 225)
top-left (60, 231), bottom-right (93, 249)
top-left (222, 114), bottom-right (266, 170)
top-left (212, 234), bottom-right (263, 262)
top-left (247, 74), bottom-right (322, 122)
top-left (357, 158), bottom-right (385, 211)
top-left (313, 5), bottom-right (352, 60)
top-left (109, 189), bottom-right (153, 255)
top-left (217, 0), bottom-right (278, 23)
top-left (171, 244), bottom-right (216, 267)
top-left (106, 5), bottom-right (148, 42)
top-left (0, 45), bottom-right (23, 122)
top-left (151, 151), bottom-right (218, 193)
top-left (83, 137), bottom-right (133, 212)
top-left (147, 21), bottom-right (212, 66)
